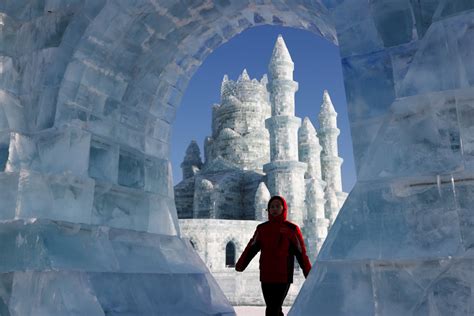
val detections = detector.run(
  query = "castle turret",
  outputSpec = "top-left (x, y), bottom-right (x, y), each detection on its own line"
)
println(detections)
top-left (239, 69), bottom-right (250, 81)
top-left (318, 90), bottom-right (347, 222)
top-left (299, 117), bottom-right (327, 261)
top-left (324, 189), bottom-right (339, 226)
top-left (267, 35), bottom-right (298, 118)
top-left (304, 178), bottom-right (329, 261)
top-left (254, 182), bottom-right (271, 221)
top-left (299, 117), bottom-right (323, 180)
top-left (263, 35), bottom-right (307, 226)
top-left (318, 90), bottom-right (343, 192)
top-left (204, 136), bottom-right (214, 164)
top-left (181, 141), bottom-right (203, 179)
top-left (207, 70), bottom-right (271, 170)
top-left (193, 178), bottom-right (215, 218)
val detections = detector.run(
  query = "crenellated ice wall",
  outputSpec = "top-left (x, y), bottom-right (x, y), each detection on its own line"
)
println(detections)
top-left (1, 0), bottom-right (473, 315)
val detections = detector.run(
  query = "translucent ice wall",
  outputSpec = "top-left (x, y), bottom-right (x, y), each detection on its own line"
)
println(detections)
top-left (290, 1), bottom-right (474, 315)
top-left (0, 1), bottom-right (334, 314)
top-left (4, 0), bottom-right (469, 314)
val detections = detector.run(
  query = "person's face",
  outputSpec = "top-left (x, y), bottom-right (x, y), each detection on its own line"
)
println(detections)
top-left (268, 199), bottom-right (284, 216)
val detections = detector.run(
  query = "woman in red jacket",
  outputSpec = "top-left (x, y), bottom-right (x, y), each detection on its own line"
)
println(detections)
top-left (235, 195), bottom-right (312, 316)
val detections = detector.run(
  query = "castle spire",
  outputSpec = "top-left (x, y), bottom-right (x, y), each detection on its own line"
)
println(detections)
top-left (267, 35), bottom-right (298, 116)
top-left (320, 90), bottom-right (337, 116)
top-left (220, 74), bottom-right (229, 97)
top-left (299, 117), bottom-right (323, 180)
top-left (238, 69), bottom-right (250, 81)
top-left (318, 90), bottom-right (344, 214)
top-left (318, 90), bottom-right (340, 159)
top-left (264, 35), bottom-right (306, 227)
top-left (301, 116), bottom-right (317, 135)
top-left (180, 140), bottom-right (203, 179)
top-left (269, 34), bottom-right (293, 65)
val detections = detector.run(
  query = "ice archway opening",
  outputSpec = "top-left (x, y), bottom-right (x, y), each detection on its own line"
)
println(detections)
top-left (51, 0), bottom-right (339, 233)
top-left (55, 1), bottom-right (337, 159)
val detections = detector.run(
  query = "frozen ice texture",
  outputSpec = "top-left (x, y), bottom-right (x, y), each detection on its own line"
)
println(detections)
top-left (0, 219), bottom-right (234, 315)
top-left (1, 0), bottom-right (473, 315)
top-left (88, 137), bottom-right (119, 183)
top-left (290, 2), bottom-right (474, 316)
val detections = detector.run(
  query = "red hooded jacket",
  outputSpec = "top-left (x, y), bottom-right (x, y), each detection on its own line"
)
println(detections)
top-left (235, 196), bottom-right (312, 283)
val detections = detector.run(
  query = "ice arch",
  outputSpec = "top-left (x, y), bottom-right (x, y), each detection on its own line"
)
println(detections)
top-left (1, 0), bottom-right (474, 315)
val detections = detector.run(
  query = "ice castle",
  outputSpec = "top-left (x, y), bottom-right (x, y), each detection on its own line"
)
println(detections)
top-left (1, 0), bottom-right (474, 315)
top-left (175, 35), bottom-right (347, 305)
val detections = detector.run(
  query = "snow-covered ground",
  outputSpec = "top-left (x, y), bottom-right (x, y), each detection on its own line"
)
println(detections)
top-left (233, 306), bottom-right (291, 315)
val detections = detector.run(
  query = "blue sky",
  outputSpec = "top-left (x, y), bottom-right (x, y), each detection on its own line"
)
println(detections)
top-left (171, 25), bottom-right (356, 193)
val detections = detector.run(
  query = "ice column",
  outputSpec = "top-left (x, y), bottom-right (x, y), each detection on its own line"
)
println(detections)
top-left (318, 90), bottom-right (346, 222)
top-left (319, 90), bottom-right (343, 191)
top-left (193, 178), bottom-right (215, 218)
top-left (299, 117), bottom-right (328, 261)
top-left (299, 117), bottom-right (324, 180)
top-left (254, 182), bottom-right (271, 221)
top-left (263, 35), bottom-right (307, 226)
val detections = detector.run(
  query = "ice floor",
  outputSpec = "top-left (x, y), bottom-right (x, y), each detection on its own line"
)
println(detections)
top-left (234, 306), bottom-right (291, 316)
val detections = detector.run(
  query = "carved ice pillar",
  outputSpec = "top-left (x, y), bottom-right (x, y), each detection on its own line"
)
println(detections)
top-left (304, 178), bottom-right (328, 261)
top-left (319, 90), bottom-right (343, 193)
top-left (193, 178), bottom-right (215, 218)
top-left (254, 182), bottom-right (271, 221)
top-left (299, 117), bottom-right (327, 261)
top-left (318, 90), bottom-right (346, 220)
top-left (263, 35), bottom-right (306, 226)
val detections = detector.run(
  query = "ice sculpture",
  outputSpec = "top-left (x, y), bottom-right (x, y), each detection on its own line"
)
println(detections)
top-left (1, 0), bottom-right (473, 315)
top-left (290, 1), bottom-right (474, 315)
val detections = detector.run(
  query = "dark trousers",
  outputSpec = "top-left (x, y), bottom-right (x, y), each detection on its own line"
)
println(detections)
top-left (261, 283), bottom-right (291, 316)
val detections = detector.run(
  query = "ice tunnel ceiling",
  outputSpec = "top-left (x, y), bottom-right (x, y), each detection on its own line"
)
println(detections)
top-left (10, 0), bottom-right (336, 160)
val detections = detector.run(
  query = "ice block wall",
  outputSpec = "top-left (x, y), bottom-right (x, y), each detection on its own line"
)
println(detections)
top-left (290, 1), bottom-right (474, 315)
top-left (3, 0), bottom-right (471, 314)
top-left (0, 1), bottom-right (334, 314)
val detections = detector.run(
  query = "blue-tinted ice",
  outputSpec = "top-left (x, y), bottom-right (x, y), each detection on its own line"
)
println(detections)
top-left (1, 0), bottom-right (474, 315)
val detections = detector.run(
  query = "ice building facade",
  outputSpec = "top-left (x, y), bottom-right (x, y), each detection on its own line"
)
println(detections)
top-left (1, 0), bottom-right (474, 315)
top-left (175, 35), bottom-right (347, 305)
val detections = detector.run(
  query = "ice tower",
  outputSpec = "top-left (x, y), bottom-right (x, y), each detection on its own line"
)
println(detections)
top-left (264, 35), bottom-right (307, 227)
top-left (208, 69), bottom-right (271, 170)
top-left (299, 117), bottom-right (328, 262)
top-left (319, 90), bottom-right (347, 224)
top-left (175, 68), bottom-right (277, 305)
top-left (181, 140), bottom-right (203, 180)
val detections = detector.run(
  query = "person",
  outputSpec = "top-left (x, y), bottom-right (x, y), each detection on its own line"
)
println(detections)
top-left (235, 195), bottom-right (312, 316)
